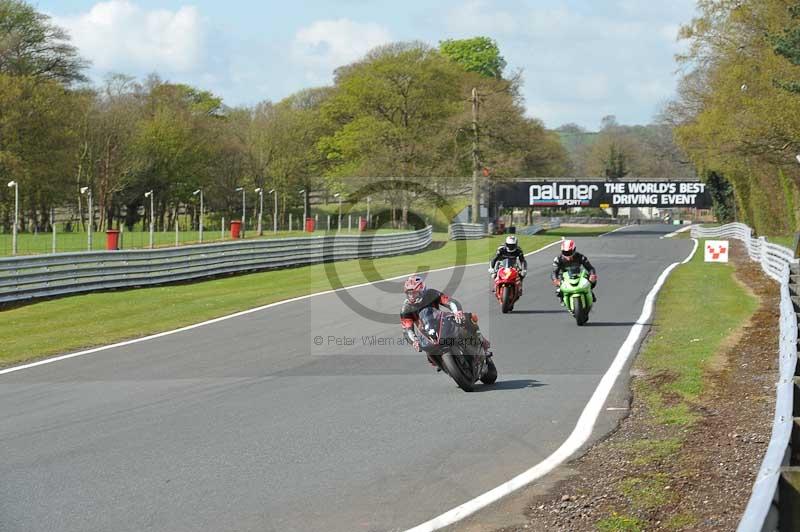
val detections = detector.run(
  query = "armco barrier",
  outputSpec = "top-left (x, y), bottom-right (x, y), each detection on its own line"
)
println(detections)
top-left (520, 218), bottom-right (562, 235)
top-left (0, 227), bottom-right (433, 305)
top-left (691, 223), bottom-right (798, 531)
top-left (449, 223), bottom-right (486, 240)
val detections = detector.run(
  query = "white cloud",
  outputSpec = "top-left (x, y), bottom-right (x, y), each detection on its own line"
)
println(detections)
top-left (444, 0), bottom-right (518, 35)
top-left (442, 0), bottom-right (696, 128)
top-left (291, 19), bottom-right (391, 83)
top-left (54, 1), bottom-right (204, 73)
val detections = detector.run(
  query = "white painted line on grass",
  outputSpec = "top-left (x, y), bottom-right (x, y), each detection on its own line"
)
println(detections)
top-left (403, 238), bottom-right (700, 532)
top-left (0, 239), bottom-right (563, 377)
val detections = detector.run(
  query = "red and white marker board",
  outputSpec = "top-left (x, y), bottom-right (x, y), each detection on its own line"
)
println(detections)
top-left (704, 240), bottom-right (729, 263)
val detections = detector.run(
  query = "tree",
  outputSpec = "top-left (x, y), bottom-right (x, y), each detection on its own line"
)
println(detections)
top-left (604, 144), bottom-right (628, 179)
top-left (0, 74), bottom-right (83, 231)
top-left (705, 171), bottom-right (735, 223)
top-left (0, 0), bottom-right (88, 84)
top-left (439, 37), bottom-right (506, 79)
top-left (671, 0), bottom-right (800, 234)
top-left (772, 3), bottom-right (800, 93)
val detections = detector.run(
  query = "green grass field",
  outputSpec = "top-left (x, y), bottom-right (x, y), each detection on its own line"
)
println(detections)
top-left (0, 232), bottom-right (559, 366)
top-left (541, 225), bottom-right (619, 238)
top-left (0, 228), bottom-right (404, 257)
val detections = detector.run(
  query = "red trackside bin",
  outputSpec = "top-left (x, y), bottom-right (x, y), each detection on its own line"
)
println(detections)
top-left (106, 229), bottom-right (120, 250)
top-left (230, 220), bottom-right (242, 239)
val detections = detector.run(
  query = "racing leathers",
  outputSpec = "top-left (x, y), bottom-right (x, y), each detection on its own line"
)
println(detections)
top-left (490, 244), bottom-right (528, 277)
top-left (551, 252), bottom-right (597, 303)
top-left (400, 289), bottom-right (490, 367)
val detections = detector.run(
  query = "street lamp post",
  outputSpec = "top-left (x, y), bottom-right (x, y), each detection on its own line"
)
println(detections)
top-left (80, 186), bottom-right (92, 251)
top-left (144, 190), bottom-right (154, 249)
top-left (235, 187), bottom-right (246, 238)
top-left (255, 187), bottom-right (264, 236)
top-left (334, 193), bottom-right (342, 232)
top-left (7, 181), bottom-right (18, 255)
top-left (269, 189), bottom-right (277, 232)
top-left (299, 188), bottom-right (308, 232)
top-left (192, 188), bottom-right (203, 243)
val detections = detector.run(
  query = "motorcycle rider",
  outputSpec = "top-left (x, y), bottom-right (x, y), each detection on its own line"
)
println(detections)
top-left (488, 235), bottom-right (528, 281)
top-left (400, 275), bottom-right (491, 368)
top-left (552, 239), bottom-right (598, 304)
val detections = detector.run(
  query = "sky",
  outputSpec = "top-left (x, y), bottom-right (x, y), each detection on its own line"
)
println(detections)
top-left (36, 0), bottom-right (697, 130)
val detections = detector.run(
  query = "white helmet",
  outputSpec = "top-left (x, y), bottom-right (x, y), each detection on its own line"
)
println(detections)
top-left (505, 235), bottom-right (518, 251)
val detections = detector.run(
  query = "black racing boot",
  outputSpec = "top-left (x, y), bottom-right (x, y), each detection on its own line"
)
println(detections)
top-left (426, 353), bottom-right (442, 372)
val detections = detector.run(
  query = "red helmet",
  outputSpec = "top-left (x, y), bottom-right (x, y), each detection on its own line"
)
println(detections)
top-left (404, 275), bottom-right (425, 304)
top-left (561, 239), bottom-right (576, 259)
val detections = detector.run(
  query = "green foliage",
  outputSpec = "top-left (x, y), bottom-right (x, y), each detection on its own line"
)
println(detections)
top-left (705, 171), bottom-right (735, 223)
top-left (772, 3), bottom-right (800, 92)
top-left (439, 36), bottom-right (506, 79)
top-left (0, 2), bottom-right (568, 238)
top-left (672, 0), bottom-right (800, 233)
top-left (0, 0), bottom-right (87, 83)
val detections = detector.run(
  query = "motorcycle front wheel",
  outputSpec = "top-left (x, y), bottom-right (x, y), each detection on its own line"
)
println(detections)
top-left (501, 286), bottom-right (513, 313)
top-left (574, 296), bottom-right (588, 326)
top-left (442, 350), bottom-right (476, 392)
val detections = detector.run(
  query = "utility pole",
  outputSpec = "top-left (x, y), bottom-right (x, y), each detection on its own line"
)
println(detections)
top-left (471, 87), bottom-right (480, 223)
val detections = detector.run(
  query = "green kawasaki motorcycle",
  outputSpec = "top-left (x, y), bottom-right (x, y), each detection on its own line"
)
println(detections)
top-left (560, 265), bottom-right (593, 326)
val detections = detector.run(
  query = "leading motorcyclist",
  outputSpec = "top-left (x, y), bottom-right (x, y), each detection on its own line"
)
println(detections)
top-left (400, 275), bottom-right (491, 368)
top-left (488, 235), bottom-right (528, 282)
top-left (551, 239), bottom-right (598, 304)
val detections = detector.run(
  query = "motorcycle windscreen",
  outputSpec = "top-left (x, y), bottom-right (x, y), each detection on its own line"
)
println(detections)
top-left (566, 264), bottom-right (584, 279)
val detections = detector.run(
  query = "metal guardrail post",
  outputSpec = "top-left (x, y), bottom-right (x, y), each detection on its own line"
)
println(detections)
top-left (780, 468), bottom-right (800, 530)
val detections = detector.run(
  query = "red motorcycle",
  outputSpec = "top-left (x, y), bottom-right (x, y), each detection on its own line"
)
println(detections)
top-left (494, 258), bottom-right (523, 313)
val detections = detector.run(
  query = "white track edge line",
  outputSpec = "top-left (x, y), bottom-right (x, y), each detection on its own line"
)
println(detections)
top-left (598, 225), bottom-right (630, 237)
top-left (661, 224), bottom-right (694, 239)
top-left (403, 237), bottom-right (699, 532)
top-left (0, 239), bottom-right (563, 376)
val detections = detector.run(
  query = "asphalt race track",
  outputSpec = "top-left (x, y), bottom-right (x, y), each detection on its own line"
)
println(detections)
top-left (0, 224), bottom-right (693, 532)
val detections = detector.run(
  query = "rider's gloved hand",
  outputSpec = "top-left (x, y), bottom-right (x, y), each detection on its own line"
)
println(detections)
top-left (552, 278), bottom-right (561, 286)
top-left (589, 273), bottom-right (597, 283)
top-left (453, 310), bottom-right (465, 324)
top-left (412, 340), bottom-right (421, 352)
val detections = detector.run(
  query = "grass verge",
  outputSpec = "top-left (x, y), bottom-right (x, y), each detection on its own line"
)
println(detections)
top-left (767, 234), bottom-right (795, 249)
top-left (0, 233), bottom-right (558, 367)
top-left (0, 228), bottom-right (404, 257)
top-left (598, 240), bottom-right (758, 527)
top-left (541, 225), bottom-right (619, 237)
